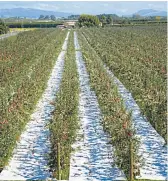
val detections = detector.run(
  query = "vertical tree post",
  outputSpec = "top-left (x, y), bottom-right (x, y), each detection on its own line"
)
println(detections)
top-left (57, 142), bottom-right (61, 180)
top-left (130, 140), bottom-right (134, 181)
top-left (154, 122), bottom-right (158, 131)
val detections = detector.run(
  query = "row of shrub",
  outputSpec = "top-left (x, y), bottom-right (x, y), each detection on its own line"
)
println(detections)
top-left (77, 31), bottom-right (140, 179)
top-left (0, 19), bottom-right (9, 34)
top-left (79, 26), bottom-right (167, 141)
top-left (0, 29), bottom-right (67, 169)
top-left (6, 22), bottom-right (63, 28)
top-left (49, 31), bottom-right (79, 180)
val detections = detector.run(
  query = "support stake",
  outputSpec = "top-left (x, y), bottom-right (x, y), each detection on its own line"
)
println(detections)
top-left (130, 140), bottom-right (134, 181)
top-left (57, 142), bottom-right (61, 180)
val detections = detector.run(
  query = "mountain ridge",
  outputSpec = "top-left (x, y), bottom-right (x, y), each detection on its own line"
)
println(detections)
top-left (0, 8), bottom-right (72, 18)
top-left (0, 8), bottom-right (167, 18)
top-left (134, 9), bottom-right (167, 16)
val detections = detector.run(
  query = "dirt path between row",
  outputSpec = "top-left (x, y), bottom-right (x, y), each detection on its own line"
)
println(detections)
top-left (69, 32), bottom-right (126, 181)
top-left (105, 66), bottom-right (167, 180)
top-left (0, 32), bottom-right (19, 40)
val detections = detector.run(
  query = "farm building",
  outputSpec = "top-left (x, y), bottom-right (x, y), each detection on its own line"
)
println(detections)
top-left (64, 20), bottom-right (78, 28)
top-left (57, 24), bottom-right (66, 29)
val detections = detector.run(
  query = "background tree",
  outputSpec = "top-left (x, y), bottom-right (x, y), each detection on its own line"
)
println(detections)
top-left (78, 14), bottom-right (100, 27)
top-left (106, 15), bottom-right (113, 24)
top-left (132, 14), bottom-right (141, 19)
top-left (44, 15), bottom-right (50, 20)
top-left (68, 15), bottom-right (80, 20)
top-left (99, 15), bottom-right (107, 26)
top-left (97, 14), bottom-right (120, 25)
top-left (50, 15), bottom-right (56, 21)
top-left (39, 15), bottom-right (45, 20)
top-left (0, 19), bottom-right (9, 35)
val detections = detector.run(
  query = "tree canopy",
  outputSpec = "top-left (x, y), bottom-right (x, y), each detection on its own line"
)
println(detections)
top-left (98, 14), bottom-right (114, 26)
top-left (39, 15), bottom-right (45, 19)
top-left (0, 19), bottom-right (9, 35)
top-left (50, 15), bottom-right (56, 21)
top-left (78, 14), bottom-right (100, 27)
top-left (39, 15), bottom-right (56, 21)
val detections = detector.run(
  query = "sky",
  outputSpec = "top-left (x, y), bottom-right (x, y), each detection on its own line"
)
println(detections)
top-left (0, 1), bottom-right (167, 16)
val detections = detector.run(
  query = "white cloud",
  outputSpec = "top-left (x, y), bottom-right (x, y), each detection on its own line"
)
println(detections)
top-left (73, 5), bottom-right (80, 9)
top-left (36, 3), bottom-right (60, 11)
top-left (120, 9), bottom-right (128, 13)
top-left (103, 3), bottom-right (109, 7)
top-left (148, 3), bottom-right (166, 11)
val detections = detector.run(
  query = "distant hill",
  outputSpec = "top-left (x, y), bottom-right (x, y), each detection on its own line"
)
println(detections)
top-left (133, 9), bottom-right (167, 17)
top-left (0, 8), bottom-right (72, 18)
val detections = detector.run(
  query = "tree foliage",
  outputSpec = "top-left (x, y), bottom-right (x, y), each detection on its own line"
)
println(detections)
top-left (39, 15), bottom-right (56, 21)
top-left (44, 15), bottom-right (50, 20)
top-left (78, 14), bottom-right (100, 27)
top-left (98, 14), bottom-right (114, 26)
top-left (50, 15), bottom-right (56, 21)
top-left (0, 19), bottom-right (9, 35)
top-left (106, 15), bottom-right (113, 24)
top-left (68, 15), bottom-right (80, 20)
top-left (39, 15), bottom-right (45, 19)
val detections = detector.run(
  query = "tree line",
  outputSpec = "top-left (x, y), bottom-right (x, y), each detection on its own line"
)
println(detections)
top-left (38, 14), bottom-right (114, 27)
top-left (77, 14), bottom-right (115, 27)
top-left (39, 15), bottom-right (57, 21)
top-left (78, 14), bottom-right (100, 27)
top-left (73, 14), bottom-right (167, 27)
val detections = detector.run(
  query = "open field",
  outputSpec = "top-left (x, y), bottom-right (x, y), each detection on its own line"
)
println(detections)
top-left (9, 28), bottom-right (36, 32)
top-left (0, 25), bottom-right (167, 180)
top-left (0, 28), bottom-right (35, 41)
